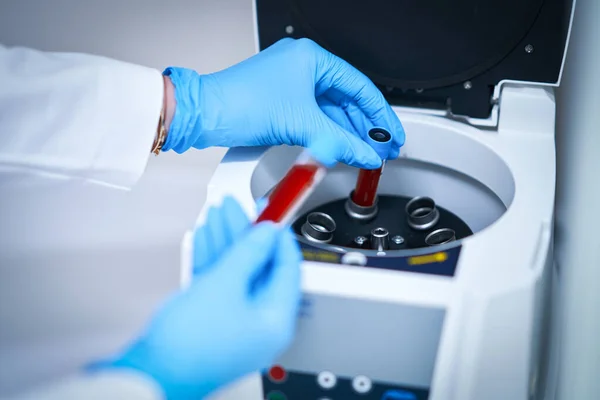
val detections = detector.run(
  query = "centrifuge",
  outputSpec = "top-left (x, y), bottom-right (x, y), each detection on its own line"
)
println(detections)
top-left (181, 1), bottom-right (575, 399)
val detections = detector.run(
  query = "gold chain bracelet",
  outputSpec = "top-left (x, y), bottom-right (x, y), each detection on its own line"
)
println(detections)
top-left (151, 108), bottom-right (167, 155)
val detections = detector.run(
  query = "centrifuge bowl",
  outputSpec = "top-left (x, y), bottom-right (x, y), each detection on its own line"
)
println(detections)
top-left (250, 116), bottom-right (516, 249)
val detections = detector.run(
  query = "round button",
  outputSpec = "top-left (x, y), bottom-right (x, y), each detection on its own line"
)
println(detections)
top-left (268, 365), bottom-right (287, 383)
top-left (317, 371), bottom-right (337, 389)
top-left (352, 375), bottom-right (372, 394)
top-left (266, 391), bottom-right (287, 400)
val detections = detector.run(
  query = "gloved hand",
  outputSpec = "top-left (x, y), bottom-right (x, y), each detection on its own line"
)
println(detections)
top-left (162, 37), bottom-right (405, 169)
top-left (99, 197), bottom-right (302, 399)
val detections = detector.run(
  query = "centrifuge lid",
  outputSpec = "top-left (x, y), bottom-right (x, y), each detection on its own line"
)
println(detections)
top-left (255, 0), bottom-right (574, 119)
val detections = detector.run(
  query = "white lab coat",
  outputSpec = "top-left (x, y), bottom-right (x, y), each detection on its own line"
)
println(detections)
top-left (0, 44), bottom-right (165, 399)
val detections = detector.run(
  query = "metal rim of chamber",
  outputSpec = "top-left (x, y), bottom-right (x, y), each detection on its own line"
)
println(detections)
top-left (345, 190), bottom-right (379, 221)
top-left (405, 196), bottom-right (440, 230)
top-left (425, 228), bottom-right (456, 246)
top-left (301, 212), bottom-right (337, 243)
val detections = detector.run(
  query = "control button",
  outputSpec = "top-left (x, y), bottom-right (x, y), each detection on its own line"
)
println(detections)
top-left (381, 389), bottom-right (417, 400)
top-left (317, 371), bottom-right (337, 389)
top-left (268, 365), bottom-right (287, 383)
top-left (352, 375), bottom-right (372, 394)
top-left (266, 391), bottom-right (287, 400)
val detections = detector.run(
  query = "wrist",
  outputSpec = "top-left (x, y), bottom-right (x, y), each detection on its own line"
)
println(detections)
top-left (151, 74), bottom-right (176, 155)
top-left (95, 345), bottom-right (215, 400)
top-left (162, 74), bottom-right (176, 132)
top-left (159, 67), bottom-right (205, 153)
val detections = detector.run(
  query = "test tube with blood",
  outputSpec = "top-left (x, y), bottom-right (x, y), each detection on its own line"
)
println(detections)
top-left (254, 150), bottom-right (327, 226)
top-left (346, 127), bottom-right (393, 220)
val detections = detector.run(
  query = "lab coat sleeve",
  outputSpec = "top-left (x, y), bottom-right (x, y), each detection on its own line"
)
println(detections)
top-left (7, 370), bottom-right (164, 400)
top-left (0, 44), bottom-right (164, 190)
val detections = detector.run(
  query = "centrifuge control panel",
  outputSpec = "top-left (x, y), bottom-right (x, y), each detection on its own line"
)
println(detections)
top-left (262, 368), bottom-right (428, 400)
top-left (261, 294), bottom-right (444, 400)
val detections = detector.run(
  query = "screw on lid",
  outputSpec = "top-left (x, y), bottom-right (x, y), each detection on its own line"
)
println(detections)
top-left (366, 127), bottom-right (393, 160)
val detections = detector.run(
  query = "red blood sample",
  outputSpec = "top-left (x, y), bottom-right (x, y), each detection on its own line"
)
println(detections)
top-left (351, 167), bottom-right (383, 207)
top-left (255, 164), bottom-right (320, 224)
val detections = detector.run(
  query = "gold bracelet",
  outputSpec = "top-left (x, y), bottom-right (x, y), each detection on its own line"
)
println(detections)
top-left (151, 108), bottom-right (167, 155)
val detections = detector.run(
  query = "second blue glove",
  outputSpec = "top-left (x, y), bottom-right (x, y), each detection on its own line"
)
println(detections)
top-left (98, 197), bottom-right (302, 399)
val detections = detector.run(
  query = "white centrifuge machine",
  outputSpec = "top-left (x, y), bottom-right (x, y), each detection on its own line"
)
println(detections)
top-left (182, 1), bottom-right (576, 399)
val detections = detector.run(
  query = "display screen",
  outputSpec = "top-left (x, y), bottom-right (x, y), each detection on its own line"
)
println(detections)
top-left (278, 293), bottom-right (445, 390)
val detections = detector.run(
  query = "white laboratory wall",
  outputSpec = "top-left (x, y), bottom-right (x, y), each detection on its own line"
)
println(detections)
top-left (0, 0), bottom-right (255, 396)
top-left (555, 0), bottom-right (600, 398)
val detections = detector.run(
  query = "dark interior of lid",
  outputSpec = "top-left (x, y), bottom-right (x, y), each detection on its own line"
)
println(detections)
top-left (256, 0), bottom-right (573, 119)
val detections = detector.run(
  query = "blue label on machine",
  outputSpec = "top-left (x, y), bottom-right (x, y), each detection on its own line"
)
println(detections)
top-left (299, 242), bottom-right (462, 277)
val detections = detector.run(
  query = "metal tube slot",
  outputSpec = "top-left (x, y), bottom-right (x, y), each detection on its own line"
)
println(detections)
top-left (301, 212), bottom-right (336, 243)
top-left (425, 228), bottom-right (456, 246)
top-left (345, 190), bottom-right (378, 221)
top-left (406, 196), bottom-right (440, 230)
top-left (370, 227), bottom-right (390, 251)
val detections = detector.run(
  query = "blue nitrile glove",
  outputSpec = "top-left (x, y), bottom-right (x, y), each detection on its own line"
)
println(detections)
top-left (100, 197), bottom-right (302, 399)
top-left (162, 37), bottom-right (405, 169)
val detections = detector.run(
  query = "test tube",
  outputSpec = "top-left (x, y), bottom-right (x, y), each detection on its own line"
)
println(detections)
top-left (351, 128), bottom-right (392, 207)
top-left (346, 128), bottom-right (392, 220)
top-left (352, 168), bottom-right (383, 207)
top-left (255, 150), bottom-right (327, 226)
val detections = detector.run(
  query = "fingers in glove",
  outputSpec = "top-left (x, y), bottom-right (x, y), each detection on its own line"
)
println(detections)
top-left (258, 228), bottom-right (302, 309)
top-left (255, 196), bottom-right (269, 215)
top-left (307, 107), bottom-right (382, 169)
top-left (314, 50), bottom-right (406, 154)
top-left (216, 222), bottom-right (280, 294)
top-left (193, 196), bottom-right (249, 275)
top-left (317, 95), bottom-right (361, 135)
top-left (320, 86), bottom-right (402, 160)
top-left (255, 228), bottom-right (302, 348)
top-left (192, 206), bottom-right (219, 274)
top-left (266, 37), bottom-right (295, 49)
top-left (220, 196), bottom-right (251, 247)
top-left (333, 101), bottom-right (403, 159)
top-left (319, 96), bottom-right (398, 160)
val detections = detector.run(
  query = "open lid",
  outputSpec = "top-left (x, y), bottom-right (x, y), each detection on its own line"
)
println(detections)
top-left (255, 0), bottom-right (574, 119)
